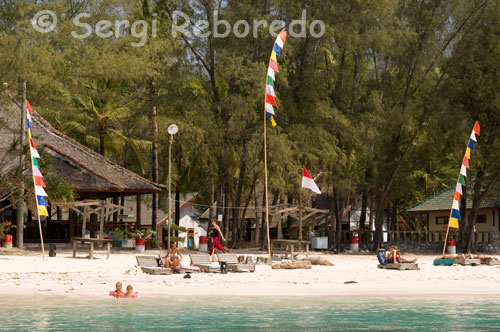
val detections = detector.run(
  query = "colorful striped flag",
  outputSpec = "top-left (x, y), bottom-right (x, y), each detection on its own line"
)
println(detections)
top-left (265, 30), bottom-right (287, 127)
top-left (26, 100), bottom-right (49, 217)
top-left (448, 122), bottom-right (480, 229)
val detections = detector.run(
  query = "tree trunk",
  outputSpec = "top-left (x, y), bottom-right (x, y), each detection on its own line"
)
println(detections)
top-left (231, 152), bottom-right (246, 249)
top-left (333, 186), bottom-right (342, 253)
top-left (328, 186), bottom-right (336, 247)
top-left (99, 130), bottom-right (105, 156)
top-left (175, 189), bottom-right (180, 236)
top-left (151, 98), bottom-right (159, 233)
top-left (254, 184), bottom-right (260, 246)
top-left (209, 176), bottom-right (215, 220)
top-left (359, 189), bottom-right (368, 229)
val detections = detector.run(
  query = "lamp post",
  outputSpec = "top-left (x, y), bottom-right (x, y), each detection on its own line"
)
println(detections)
top-left (167, 124), bottom-right (178, 250)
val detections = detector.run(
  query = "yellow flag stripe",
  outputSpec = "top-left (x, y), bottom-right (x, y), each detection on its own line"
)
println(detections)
top-left (38, 205), bottom-right (48, 217)
top-left (448, 217), bottom-right (459, 229)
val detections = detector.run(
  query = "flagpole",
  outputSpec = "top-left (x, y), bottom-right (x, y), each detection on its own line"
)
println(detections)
top-left (442, 127), bottom-right (477, 256)
top-left (263, 100), bottom-right (271, 263)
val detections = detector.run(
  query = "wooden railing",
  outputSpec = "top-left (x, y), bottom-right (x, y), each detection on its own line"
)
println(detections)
top-left (339, 230), bottom-right (493, 245)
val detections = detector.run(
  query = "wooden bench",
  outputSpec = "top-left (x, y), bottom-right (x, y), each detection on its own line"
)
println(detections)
top-left (378, 263), bottom-right (419, 270)
top-left (71, 237), bottom-right (112, 260)
top-left (270, 240), bottom-right (310, 261)
top-left (217, 253), bottom-right (255, 272)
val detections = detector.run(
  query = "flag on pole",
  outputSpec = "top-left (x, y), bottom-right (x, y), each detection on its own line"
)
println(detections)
top-left (301, 167), bottom-right (321, 194)
top-left (26, 100), bottom-right (49, 217)
top-left (265, 30), bottom-right (287, 127)
top-left (447, 122), bottom-right (480, 229)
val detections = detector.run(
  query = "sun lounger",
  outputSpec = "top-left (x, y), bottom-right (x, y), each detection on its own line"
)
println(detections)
top-left (480, 257), bottom-right (500, 266)
top-left (217, 253), bottom-right (255, 272)
top-left (189, 253), bottom-right (220, 273)
top-left (136, 255), bottom-right (173, 275)
top-left (454, 258), bottom-right (481, 266)
top-left (433, 258), bottom-right (456, 266)
top-left (378, 263), bottom-right (419, 270)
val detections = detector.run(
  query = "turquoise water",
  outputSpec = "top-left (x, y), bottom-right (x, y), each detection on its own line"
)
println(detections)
top-left (1, 295), bottom-right (500, 331)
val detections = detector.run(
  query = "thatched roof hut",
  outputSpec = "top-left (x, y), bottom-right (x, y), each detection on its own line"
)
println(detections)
top-left (1, 99), bottom-right (163, 196)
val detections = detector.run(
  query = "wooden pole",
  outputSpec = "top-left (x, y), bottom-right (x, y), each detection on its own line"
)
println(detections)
top-left (442, 129), bottom-right (475, 256)
top-left (16, 81), bottom-right (26, 249)
top-left (299, 192), bottom-right (303, 242)
top-left (168, 134), bottom-right (173, 250)
top-left (28, 137), bottom-right (46, 260)
top-left (264, 100), bottom-right (271, 262)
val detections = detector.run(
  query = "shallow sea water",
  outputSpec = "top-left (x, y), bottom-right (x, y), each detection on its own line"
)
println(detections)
top-left (1, 295), bottom-right (500, 331)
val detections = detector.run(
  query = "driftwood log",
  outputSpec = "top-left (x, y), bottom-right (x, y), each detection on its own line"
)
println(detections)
top-left (272, 260), bottom-right (312, 270)
top-left (302, 257), bottom-right (334, 266)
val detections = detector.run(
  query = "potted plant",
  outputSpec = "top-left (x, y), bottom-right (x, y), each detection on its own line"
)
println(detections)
top-left (1, 221), bottom-right (15, 248)
top-left (130, 230), bottom-right (146, 251)
top-left (110, 228), bottom-right (124, 248)
top-left (123, 228), bottom-right (136, 249)
top-left (142, 229), bottom-right (156, 250)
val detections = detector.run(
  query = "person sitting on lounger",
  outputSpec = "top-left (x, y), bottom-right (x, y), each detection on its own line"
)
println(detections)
top-left (164, 241), bottom-right (183, 270)
top-left (377, 244), bottom-right (417, 265)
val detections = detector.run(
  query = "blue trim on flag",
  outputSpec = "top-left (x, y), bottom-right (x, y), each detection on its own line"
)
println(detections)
top-left (468, 139), bottom-right (474, 151)
top-left (267, 112), bottom-right (273, 120)
top-left (37, 195), bottom-right (48, 206)
top-left (451, 209), bottom-right (461, 220)
top-left (27, 119), bottom-right (31, 130)
top-left (273, 43), bottom-right (281, 56)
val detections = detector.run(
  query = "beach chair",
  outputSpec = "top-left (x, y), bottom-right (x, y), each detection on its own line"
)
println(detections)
top-left (377, 262), bottom-right (419, 270)
top-left (217, 253), bottom-right (255, 273)
top-left (454, 258), bottom-right (481, 266)
top-left (136, 255), bottom-right (173, 275)
top-left (189, 253), bottom-right (220, 273)
top-left (481, 257), bottom-right (500, 266)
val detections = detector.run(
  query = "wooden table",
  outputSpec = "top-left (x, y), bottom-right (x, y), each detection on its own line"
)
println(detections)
top-left (72, 237), bottom-right (112, 259)
top-left (270, 239), bottom-right (310, 261)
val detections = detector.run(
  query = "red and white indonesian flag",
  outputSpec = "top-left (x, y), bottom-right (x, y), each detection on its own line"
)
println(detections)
top-left (301, 167), bottom-right (321, 194)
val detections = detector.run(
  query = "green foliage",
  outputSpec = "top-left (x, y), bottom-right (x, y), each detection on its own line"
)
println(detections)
top-left (1, 0), bottom-right (499, 247)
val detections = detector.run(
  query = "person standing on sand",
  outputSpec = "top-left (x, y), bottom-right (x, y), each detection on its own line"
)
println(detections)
top-left (209, 219), bottom-right (225, 256)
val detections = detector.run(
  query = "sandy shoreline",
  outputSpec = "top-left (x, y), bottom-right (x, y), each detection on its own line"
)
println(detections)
top-left (0, 249), bottom-right (499, 298)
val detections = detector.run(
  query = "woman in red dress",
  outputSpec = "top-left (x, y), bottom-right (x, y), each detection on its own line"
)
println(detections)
top-left (209, 219), bottom-right (225, 256)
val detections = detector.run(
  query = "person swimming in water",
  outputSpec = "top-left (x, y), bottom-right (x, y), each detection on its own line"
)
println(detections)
top-left (111, 282), bottom-right (124, 298)
top-left (124, 285), bottom-right (138, 298)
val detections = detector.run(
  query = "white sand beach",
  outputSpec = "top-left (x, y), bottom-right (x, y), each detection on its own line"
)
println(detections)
top-left (0, 249), bottom-right (499, 298)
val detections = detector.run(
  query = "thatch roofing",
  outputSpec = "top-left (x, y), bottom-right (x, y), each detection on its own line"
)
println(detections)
top-left (0, 99), bottom-right (163, 195)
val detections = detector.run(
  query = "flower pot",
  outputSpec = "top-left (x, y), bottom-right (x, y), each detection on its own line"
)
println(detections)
top-left (112, 239), bottom-right (122, 248)
top-left (123, 238), bottom-right (135, 248)
top-left (135, 238), bottom-right (145, 251)
top-left (3, 235), bottom-right (12, 248)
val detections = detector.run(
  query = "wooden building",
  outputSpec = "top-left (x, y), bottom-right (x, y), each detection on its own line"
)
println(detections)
top-left (0, 99), bottom-right (164, 244)
top-left (407, 186), bottom-right (500, 232)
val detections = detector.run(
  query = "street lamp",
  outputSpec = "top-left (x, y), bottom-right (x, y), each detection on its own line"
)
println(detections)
top-left (167, 124), bottom-right (178, 250)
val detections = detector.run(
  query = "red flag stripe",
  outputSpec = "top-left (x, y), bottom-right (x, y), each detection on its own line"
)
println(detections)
top-left (463, 156), bottom-right (469, 168)
top-left (269, 59), bottom-right (279, 72)
top-left (26, 99), bottom-right (33, 114)
top-left (454, 191), bottom-right (461, 201)
top-left (30, 138), bottom-right (36, 148)
top-left (34, 176), bottom-right (46, 188)
top-left (473, 121), bottom-right (480, 136)
top-left (265, 94), bottom-right (277, 106)
top-left (302, 167), bottom-right (312, 179)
